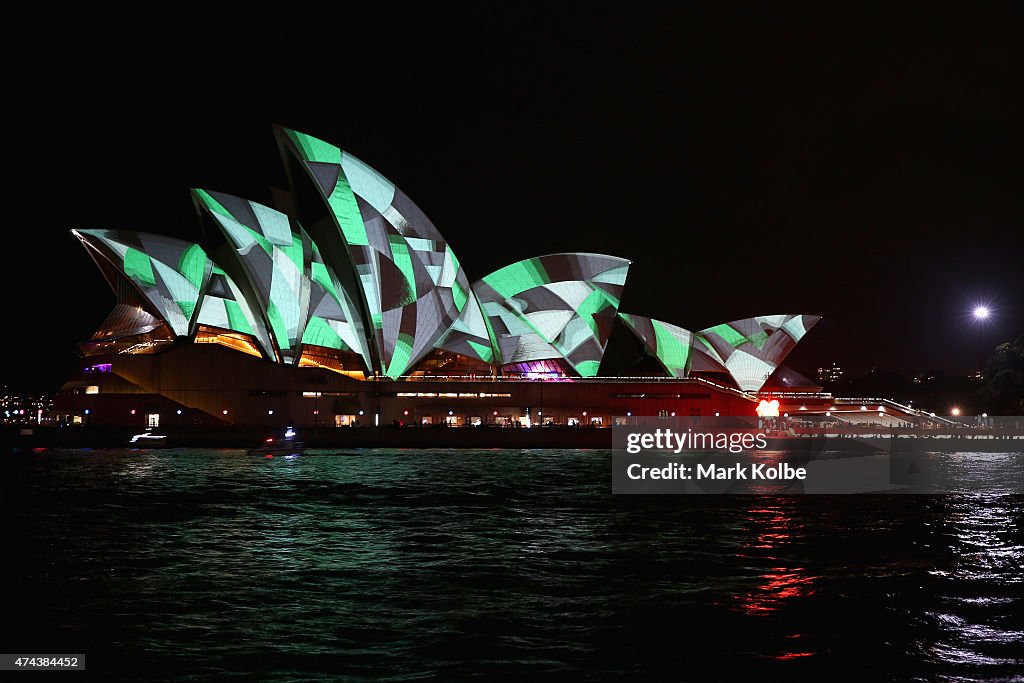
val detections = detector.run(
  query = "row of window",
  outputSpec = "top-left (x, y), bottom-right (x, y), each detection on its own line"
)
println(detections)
top-left (394, 392), bottom-right (512, 398)
top-left (610, 393), bottom-right (712, 399)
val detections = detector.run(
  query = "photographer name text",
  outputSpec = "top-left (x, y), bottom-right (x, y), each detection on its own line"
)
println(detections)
top-left (626, 462), bottom-right (807, 481)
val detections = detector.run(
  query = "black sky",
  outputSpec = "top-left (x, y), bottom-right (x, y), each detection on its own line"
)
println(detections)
top-left (5, 6), bottom-right (1022, 392)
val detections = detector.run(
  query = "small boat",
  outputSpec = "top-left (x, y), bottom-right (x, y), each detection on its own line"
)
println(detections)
top-left (248, 427), bottom-right (304, 457)
top-left (129, 429), bottom-right (171, 447)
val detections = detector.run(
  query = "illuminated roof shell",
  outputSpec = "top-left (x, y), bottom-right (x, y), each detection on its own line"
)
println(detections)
top-left (620, 312), bottom-right (821, 391)
top-left (277, 128), bottom-right (473, 378)
top-left (473, 253), bottom-right (630, 377)
top-left (74, 229), bottom-right (274, 359)
top-left (193, 189), bottom-right (370, 369)
top-left (694, 315), bottom-right (821, 391)
top-left (617, 314), bottom-right (697, 378)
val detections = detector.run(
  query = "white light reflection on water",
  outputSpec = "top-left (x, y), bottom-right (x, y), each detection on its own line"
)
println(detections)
top-left (925, 492), bottom-right (1024, 670)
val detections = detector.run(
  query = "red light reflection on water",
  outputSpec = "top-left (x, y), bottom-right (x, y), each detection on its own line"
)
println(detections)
top-left (736, 567), bottom-right (816, 616)
top-left (733, 504), bottom-right (819, 660)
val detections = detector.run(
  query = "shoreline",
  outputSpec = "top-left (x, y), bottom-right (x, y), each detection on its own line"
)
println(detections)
top-left (4, 425), bottom-right (1023, 452)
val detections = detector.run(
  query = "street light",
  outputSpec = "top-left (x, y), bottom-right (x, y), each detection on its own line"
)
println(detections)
top-left (973, 306), bottom-right (990, 320)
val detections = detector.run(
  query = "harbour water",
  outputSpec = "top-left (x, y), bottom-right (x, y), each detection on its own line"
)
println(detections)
top-left (3, 449), bottom-right (1023, 681)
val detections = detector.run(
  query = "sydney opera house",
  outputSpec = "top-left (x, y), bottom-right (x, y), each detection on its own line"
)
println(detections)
top-left (56, 127), bottom-right (821, 428)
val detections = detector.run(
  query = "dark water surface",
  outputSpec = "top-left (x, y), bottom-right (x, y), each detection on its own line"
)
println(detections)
top-left (3, 449), bottom-right (1023, 681)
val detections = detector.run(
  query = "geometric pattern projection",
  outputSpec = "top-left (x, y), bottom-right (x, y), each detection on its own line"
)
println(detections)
top-left (195, 263), bottom-right (276, 360)
top-left (435, 288), bottom-right (494, 364)
top-left (73, 229), bottom-right (213, 338)
top-left (617, 314), bottom-right (695, 378)
top-left (473, 253), bottom-right (630, 377)
top-left (621, 313), bottom-right (821, 391)
top-left (73, 128), bottom-right (822, 384)
top-left (192, 189), bottom-right (369, 367)
top-left (693, 314), bottom-right (821, 391)
top-left (278, 128), bottom-right (472, 378)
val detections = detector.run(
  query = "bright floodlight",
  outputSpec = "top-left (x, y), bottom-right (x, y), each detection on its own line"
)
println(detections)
top-left (951, 407), bottom-right (961, 416)
top-left (974, 306), bottom-right (990, 319)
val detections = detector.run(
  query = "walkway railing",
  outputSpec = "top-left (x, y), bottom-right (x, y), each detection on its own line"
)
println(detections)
top-left (390, 374), bottom-right (755, 399)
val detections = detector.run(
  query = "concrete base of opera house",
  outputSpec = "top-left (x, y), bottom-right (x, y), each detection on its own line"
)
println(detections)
top-left (52, 343), bottom-right (766, 431)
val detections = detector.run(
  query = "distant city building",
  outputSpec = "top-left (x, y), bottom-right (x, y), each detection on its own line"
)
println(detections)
top-left (817, 363), bottom-right (843, 384)
top-left (1, 387), bottom-right (54, 424)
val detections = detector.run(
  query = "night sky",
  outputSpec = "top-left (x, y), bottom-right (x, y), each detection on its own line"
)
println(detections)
top-left (6, 7), bottom-right (1022, 392)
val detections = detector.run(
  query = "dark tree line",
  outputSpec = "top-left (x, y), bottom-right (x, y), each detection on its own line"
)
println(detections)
top-left (978, 334), bottom-right (1024, 415)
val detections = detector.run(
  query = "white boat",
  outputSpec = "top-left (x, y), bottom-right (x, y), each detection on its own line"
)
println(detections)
top-left (129, 430), bottom-right (171, 447)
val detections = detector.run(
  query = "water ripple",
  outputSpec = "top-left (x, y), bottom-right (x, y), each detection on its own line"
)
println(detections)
top-left (2, 448), bottom-right (1023, 681)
